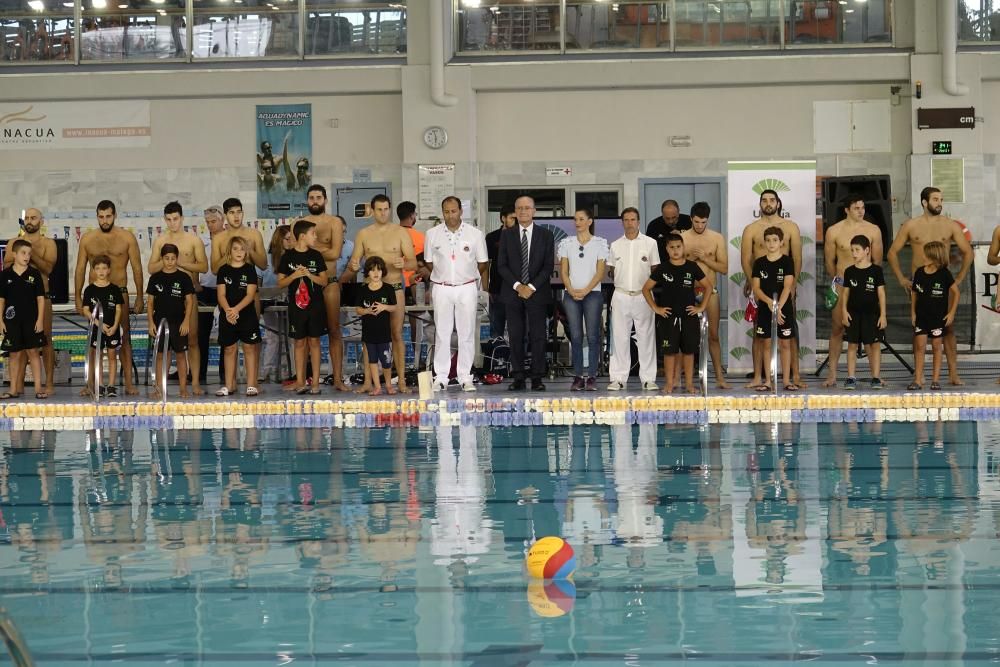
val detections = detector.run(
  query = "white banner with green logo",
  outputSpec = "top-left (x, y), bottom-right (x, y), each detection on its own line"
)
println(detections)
top-left (975, 245), bottom-right (1000, 349)
top-left (726, 161), bottom-right (817, 374)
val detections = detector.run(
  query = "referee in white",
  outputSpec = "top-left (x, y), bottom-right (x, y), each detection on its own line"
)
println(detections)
top-left (426, 196), bottom-right (489, 392)
top-left (608, 207), bottom-right (661, 391)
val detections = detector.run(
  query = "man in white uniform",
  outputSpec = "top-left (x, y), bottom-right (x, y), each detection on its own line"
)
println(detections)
top-left (425, 196), bottom-right (489, 392)
top-left (607, 207), bottom-right (660, 391)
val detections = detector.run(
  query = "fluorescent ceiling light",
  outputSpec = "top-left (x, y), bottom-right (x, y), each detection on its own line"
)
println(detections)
top-left (92, 0), bottom-right (107, 7)
top-left (28, 1), bottom-right (45, 11)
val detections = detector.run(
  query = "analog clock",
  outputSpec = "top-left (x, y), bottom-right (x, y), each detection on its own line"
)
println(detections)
top-left (423, 126), bottom-right (448, 149)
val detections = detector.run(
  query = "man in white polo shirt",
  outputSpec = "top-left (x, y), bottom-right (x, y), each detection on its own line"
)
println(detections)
top-left (425, 196), bottom-right (489, 392)
top-left (607, 207), bottom-right (660, 391)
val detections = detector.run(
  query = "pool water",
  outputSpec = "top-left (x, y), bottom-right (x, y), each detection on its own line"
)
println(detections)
top-left (1, 421), bottom-right (999, 665)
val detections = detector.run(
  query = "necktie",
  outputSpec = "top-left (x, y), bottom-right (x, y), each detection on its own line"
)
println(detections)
top-left (520, 229), bottom-right (530, 284)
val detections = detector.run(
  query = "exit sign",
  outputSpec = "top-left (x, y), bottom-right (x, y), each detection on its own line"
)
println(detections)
top-left (932, 141), bottom-right (952, 155)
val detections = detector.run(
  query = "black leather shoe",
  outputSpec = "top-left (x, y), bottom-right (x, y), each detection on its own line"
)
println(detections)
top-left (508, 379), bottom-right (526, 391)
top-left (531, 379), bottom-right (546, 391)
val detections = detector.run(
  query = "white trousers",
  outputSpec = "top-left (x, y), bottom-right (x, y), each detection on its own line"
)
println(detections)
top-left (433, 282), bottom-right (478, 385)
top-left (608, 291), bottom-right (656, 384)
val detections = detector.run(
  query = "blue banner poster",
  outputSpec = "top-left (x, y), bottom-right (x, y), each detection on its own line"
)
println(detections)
top-left (256, 104), bottom-right (312, 219)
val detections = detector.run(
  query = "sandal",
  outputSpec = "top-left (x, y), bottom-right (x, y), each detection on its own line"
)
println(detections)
top-left (295, 385), bottom-right (311, 395)
top-left (0, 392), bottom-right (20, 400)
top-left (755, 384), bottom-right (772, 392)
top-left (308, 388), bottom-right (321, 395)
top-left (246, 387), bottom-right (259, 397)
top-left (215, 387), bottom-right (231, 397)
top-left (784, 384), bottom-right (799, 391)
top-left (35, 393), bottom-right (48, 400)
top-left (930, 381), bottom-right (942, 391)
top-left (907, 382), bottom-right (922, 391)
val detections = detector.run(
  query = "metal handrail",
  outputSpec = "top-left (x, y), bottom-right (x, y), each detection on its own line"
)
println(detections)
top-left (150, 318), bottom-right (170, 406)
top-left (770, 292), bottom-right (778, 395)
top-left (0, 608), bottom-right (35, 667)
top-left (84, 303), bottom-right (103, 405)
top-left (698, 311), bottom-right (709, 401)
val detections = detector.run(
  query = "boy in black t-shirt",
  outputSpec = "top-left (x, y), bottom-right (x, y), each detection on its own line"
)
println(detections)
top-left (355, 256), bottom-right (399, 396)
top-left (216, 236), bottom-right (261, 397)
top-left (146, 243), bottom-right (195, 399)
top-left (751, 226), bottom-right (796, 392)
top-left (909, 240), bottom-right (957, 391)
top-left (642, 233), bottom-right (709, 394)
top-left (277, 219), bottom-right (328, 394)
top-left (82, 254), bottom-right (124, 398)
top-left (840, 235), bottom-right (886, 390)
top-left (0, 239), bottom-right (46, 399)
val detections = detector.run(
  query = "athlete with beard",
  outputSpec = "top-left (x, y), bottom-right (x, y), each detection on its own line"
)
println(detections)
top-left (75, 200), bottom-right (144, 396)
top-left (4, 208), bottom-right (57, 396)
top-left (301, 184), bottom-right (349, 391)
top-left (887, 186), bottom-right (973, 386)
top-left (740, 189), bottom-right (805, 389)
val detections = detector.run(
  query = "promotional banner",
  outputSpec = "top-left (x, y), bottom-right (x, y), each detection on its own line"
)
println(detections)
top-left (0, 101), bottom-right (150, 150)
top-left (256, 104), bottom-right (312, 219)
top-left (726, 161), bottom-right (818, 373)
top-left (975, 245), bottom-right (1000, 350)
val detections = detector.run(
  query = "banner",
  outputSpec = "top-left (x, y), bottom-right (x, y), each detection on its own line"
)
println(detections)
top-left (975, 245), bottom-right (1000, 349)
top-left (256, 104), bottom-right (312, 219)
top-left (0, 101), bottom-right (150, 150)
top-left (726, 161), bottom-right (818, 373)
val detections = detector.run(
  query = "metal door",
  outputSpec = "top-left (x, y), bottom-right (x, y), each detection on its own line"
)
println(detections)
top-left (334, 183), bottom-right (392, 240)
top-left (639, 177), bottom-right (728, 357)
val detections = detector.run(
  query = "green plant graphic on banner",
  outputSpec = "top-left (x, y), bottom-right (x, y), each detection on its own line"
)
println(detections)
top-left (731, 272), bottom-right (746, 286)
top-left (801, 235), bottom-right (814, 246)
top-left (797, 271), bottom-right (814, 285)
top-left (751, 179), bottom-right (790, 194)
top-left (730, 236), bottom-right (742, 249)
top-left (796, 309), bottom-right (812, 322)
top-left (730, 310), bottom-right (746, 324)
top-left (731, 347), bottom-right (751, 361)
top-left (798, 346), bottom-right (814, 359)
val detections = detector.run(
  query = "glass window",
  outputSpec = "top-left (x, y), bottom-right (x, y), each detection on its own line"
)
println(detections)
top-left (674, 0), bottom-right (781, 48)
top-left (192, 0), bottom-right (299, 58)
top-left (565, 2), bottom-right (668, 50)
top-left (787, 1), bottom-right (892, 46)
top-left (1, 0), bottom-right (75, 62)
top-left (960, 0), bottom-right (1000, 42)
top-left (305, 1), bottom-right (405, 55)
top-left (81, 0), bottom-right (185, 61)
top-left (458, 0), bottom-right (561, 52)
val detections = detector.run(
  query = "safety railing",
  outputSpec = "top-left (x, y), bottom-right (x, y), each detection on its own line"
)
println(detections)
top-left (770, 292), bottom-right (778, 395)
top-left (84, 303), bottom-right (103, 405)
top-left (149, 318), bottom-right (170, 407)
top-left (0, 608), bottom-right (35, 667)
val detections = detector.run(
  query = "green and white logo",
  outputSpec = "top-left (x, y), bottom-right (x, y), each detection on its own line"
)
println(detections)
top-left (752, 178), bottom-right (791, 195)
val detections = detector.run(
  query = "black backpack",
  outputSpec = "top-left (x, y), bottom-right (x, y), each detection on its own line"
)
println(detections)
top-left (480, 336), bottom-right (511, 376)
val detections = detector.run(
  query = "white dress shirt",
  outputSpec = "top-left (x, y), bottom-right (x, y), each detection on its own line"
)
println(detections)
top-left (425, 222), bottom-right (488, 285)
top-left (608, 233), bottom-right (660, 292)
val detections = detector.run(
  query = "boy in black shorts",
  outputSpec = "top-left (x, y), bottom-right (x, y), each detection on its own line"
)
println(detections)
top-left (751, 226), bottom-right (796, 392)
top-left (82, 254), bottom-right (124, 398)
top-left (216, 236), bottom-right (261, 397)
top-left (278, 219), bottom-right (328, 395)
top-left (146, 243), bottom-right (195, 399)
top-left (355, 256), bottom-right (399, 396)
top-left (840, 235), bottom-right (886, 390)
top-left (0, 239), bottom-right (46, 399)
top-left (642, 233), bottom-right (710, 394)
top-left (909, 240), bottom-right (957, 391)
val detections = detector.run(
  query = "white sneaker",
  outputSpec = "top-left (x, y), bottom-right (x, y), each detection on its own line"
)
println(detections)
top-left (607, 381), bottom-right (624, 391)
top-left (461, 382), bottom-right (476, 392)
top-left (642, 381), bottom-right (659, 391)
top-left (433, 381), bottom-right (448, 392)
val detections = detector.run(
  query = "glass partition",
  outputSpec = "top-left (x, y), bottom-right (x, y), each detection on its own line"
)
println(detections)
top-left (192, 0), bottom-right (299, 59)
top-left (674, 0), bottom-right (781, 48)
top-left (1, 0), bottom-right (75, 61)
top-left (81, 0), bottom-right (185, 61)
top-left (565, 1), bottom-right (668, 51)
top-left (787, 0), bottom-right (892, 46)
top-left (457, 0), bottom-right (561, 52)
top-left (305, 2), bottom-right (406, 56)
top-left (960, 0), bottom-right (1000, 42)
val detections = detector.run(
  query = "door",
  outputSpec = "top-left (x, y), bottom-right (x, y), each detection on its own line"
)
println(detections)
top-left (334, 183), bottom-right (392, 241)
top-left (639, 177), bottom-right (728, 359)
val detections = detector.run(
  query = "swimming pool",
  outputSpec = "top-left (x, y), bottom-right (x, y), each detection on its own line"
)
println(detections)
top-left (1, 421), bottom-right (997, 665)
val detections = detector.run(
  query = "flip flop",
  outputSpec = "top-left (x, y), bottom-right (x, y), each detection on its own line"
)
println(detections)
top-left (784, 384), bottom-right (799, 391)
top-left (907, 382), bottom-right (922, 391)
top-left (35, 393), bottom-right (48, 400)
top-left (295, 386), bottom-right (311, 395)
top-left (0, 392), bottom-right (20, 400)
top-left (930, 382), bottom-right (942, 391)
top-left (755, 384), bottom-right (772, 392)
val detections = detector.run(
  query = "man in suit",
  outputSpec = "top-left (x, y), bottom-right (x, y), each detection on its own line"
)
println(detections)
top-left (497, 195), bottom-right (555, 391)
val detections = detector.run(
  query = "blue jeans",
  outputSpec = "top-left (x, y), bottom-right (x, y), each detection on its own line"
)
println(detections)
top-left (562, 290), bottom-right (603, 377)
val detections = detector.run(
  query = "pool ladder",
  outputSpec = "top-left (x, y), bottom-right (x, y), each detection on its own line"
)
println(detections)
top-left (149, 318), bottom-right (170, 406)
top-left (0, 608), bottom-right (35, 666)
top-left (84, 303), bottom-right (104, 404)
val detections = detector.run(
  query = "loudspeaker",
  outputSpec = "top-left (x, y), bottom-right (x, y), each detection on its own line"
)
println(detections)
top-left (0, 238), bottom-right (69, 304)
top-left (821, 175), bottom-right (892, 247)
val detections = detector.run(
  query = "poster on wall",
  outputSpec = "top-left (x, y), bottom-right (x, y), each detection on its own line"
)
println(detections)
top-left (417, 164), bottom-right (456, 219)
top-left (0, 101), bottom-right (150, 150)
top-left (975, 245), bottom-right (1000, 350)
top-left (726, 160), bottom-right (818, 374)
top-left (256, 104), bottom-right (312, 219)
